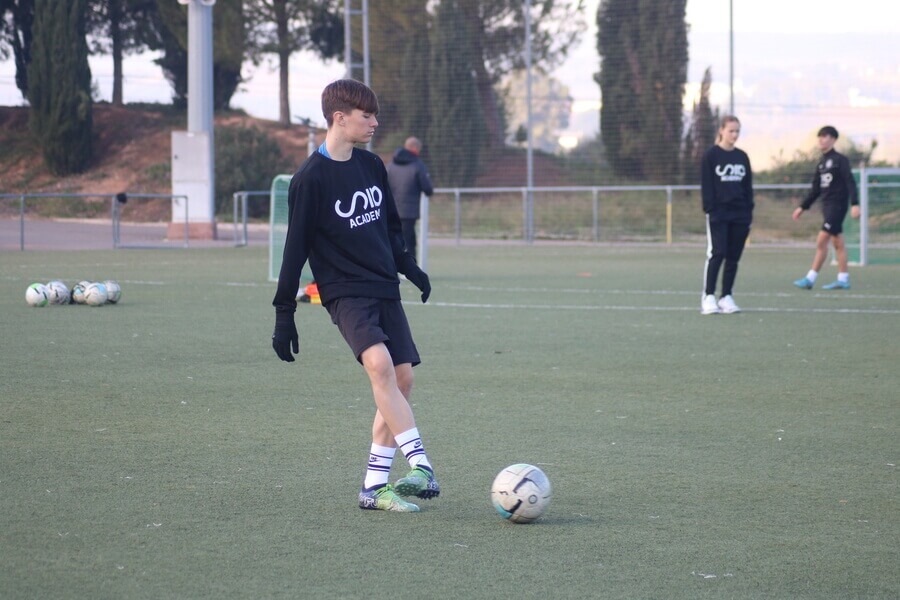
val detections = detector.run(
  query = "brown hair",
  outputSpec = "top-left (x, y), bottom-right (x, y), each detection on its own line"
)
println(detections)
top-left (321, 79), bottom-right (379, 127)
top-left (716, 115), bottom-right (740, 143)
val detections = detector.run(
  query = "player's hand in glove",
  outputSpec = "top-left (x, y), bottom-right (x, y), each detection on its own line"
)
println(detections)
top-left (272, 311), bottom-right (299, 362)
top-left (405, 266), bottom-right (431, 303)
top-left (398, 255), bottom-right (431, 303)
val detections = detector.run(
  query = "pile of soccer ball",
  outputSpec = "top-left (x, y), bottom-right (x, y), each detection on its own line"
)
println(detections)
top-left (25, 280), bottom-right (123, 307)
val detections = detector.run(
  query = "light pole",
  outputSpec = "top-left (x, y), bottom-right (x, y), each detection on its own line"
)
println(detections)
top-left (524, 0), bottom-right (534, 243)
top-left (729, 0), bottom-right (734, 115)
top-left (170, 0), bottom-right (217, 240)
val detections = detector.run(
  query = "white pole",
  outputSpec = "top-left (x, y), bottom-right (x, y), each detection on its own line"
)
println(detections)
top-left (171, 0), bottom-right (217, 239)
top-left (859, 162), bottom-right (868, 266)
top-left (524, 0), bottom-right (534, 243)
top-left (729, 0), bottom-right (734, 115)
top-left (418, 192), bottom-right (428, 271)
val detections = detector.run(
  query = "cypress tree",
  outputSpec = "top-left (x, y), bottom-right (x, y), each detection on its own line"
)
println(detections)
top-left (27, 0), bottom-right (93, 175)
top-left (638, 0), bottom-right (687, 182)
top-left (397, 16), bottom-right (431, 150)
top-left (596, 0), bottom-right (639, 178)
top-left (682, 67), bottom-right (719, 184)
top-left (597, 0), bottom-right (687, 182)
top-left (427, 0), bottom-right (485, 187)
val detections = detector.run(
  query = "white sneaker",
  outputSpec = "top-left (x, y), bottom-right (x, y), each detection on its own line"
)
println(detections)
top-left (717, 295), bottom-right (741, 314)
top-left (701, 294), bottom-right (721, 315)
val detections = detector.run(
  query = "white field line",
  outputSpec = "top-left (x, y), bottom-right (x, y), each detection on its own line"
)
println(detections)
top-left (454, 285), bottom-right (900, 301)
top-left (226, 281), bottom-right (900, 314)
top-left (421, 301), bottom-right (900, 315)
top-left (7, 274), bottom-right (896, 313)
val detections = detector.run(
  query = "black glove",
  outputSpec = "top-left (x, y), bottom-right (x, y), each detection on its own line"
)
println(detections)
top-left (406, 265), bottom-right (431, 303)
top-left (272, 311), bottom-right (299, 362)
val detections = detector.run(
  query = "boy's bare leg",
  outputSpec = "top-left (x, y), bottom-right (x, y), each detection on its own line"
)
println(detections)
top-left (833, 233), bottom-right (849, 272)
top-left (811, 230), bottom-right (831, 272)
top-left (361, 343), bottom-right (416, 436)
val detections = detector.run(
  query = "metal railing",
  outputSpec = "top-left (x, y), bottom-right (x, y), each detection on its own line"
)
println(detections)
top-left (431, 183), bottom-right (810, 244)
top-left (0, 192), bottom-right (188, 250)
top-left (231, 190), bottom-right (271, 247)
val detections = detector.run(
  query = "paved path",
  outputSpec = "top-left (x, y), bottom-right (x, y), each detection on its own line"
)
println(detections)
top-left (0, 218), bottom-right (268, 251)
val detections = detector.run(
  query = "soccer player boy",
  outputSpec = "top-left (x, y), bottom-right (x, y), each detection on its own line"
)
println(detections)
top-left (792, 125), bottom-right (860, 290)
top-left (271, 79), bottom-right (439, 512)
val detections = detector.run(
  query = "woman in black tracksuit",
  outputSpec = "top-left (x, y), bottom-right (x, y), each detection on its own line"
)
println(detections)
top-left (700, 115), bottom-right (754, 315)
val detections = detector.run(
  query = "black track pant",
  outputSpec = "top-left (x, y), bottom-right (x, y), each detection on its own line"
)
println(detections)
top-left (704, 216), bottom-right (751, 297)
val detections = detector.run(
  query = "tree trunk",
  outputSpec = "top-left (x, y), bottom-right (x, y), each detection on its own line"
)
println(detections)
top-left (275, 0), bottom-right (290, 126)
top-left (278, 46), bottom-right (290, 126)
top-left (110, 0), bottom-right (123, 105)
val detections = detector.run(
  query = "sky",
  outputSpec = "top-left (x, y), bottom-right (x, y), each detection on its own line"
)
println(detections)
top-left (1, 0), bottom-right (898, 167)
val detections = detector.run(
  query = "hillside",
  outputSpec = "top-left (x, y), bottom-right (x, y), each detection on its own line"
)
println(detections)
top-left (0, 104), bottom-right (312, 197)
top-left (0, 104), bottom-right (569, 211)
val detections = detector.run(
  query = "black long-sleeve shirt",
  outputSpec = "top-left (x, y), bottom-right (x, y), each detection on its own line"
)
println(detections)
top-left (801, 149), bottom-right (859, 210)
top-left (701, 145), bottom-right (754, 222)
top-left (272, 148), bottom-right (417, 313)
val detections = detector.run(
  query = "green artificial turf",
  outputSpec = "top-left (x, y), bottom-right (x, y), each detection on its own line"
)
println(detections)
top-left (1, 245), bottom-right (897, 599)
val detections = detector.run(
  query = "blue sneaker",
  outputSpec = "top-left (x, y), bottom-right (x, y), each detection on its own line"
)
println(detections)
top-left (394, 466), bottom-right (441, 500)
top-left (822, 280), bottom-right (850, 290)
top-left (358, 484), bottom-right (420, 512)
top-left (793, 277), bottom-right (814, 290)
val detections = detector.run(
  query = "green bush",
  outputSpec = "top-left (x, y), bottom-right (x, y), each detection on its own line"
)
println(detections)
top-left (215, 125), bottom-right (293, 217)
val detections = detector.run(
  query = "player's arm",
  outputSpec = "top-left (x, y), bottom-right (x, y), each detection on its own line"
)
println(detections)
top-left (700, 150), bottom-right (715, 213)
top-left (842, 156), bottom-right (861, 218)
top-left (380, 161), bottom-right (431, 302)
top-left (272, 172), bottom-right (319, 362)
top-left (744, 152), bottom-right (754, 207)
top-left (796, 166), bottom-right (820, 219)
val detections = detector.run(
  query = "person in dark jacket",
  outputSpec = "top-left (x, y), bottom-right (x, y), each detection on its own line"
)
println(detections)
top-left (386, 137), bottom-right (433, 258)
top-left (792, 125), bottom-right (860, 290)
top-left (271, 80), bottom-right (439, 513)
top-left (700, 115), bottom-right (754, 315)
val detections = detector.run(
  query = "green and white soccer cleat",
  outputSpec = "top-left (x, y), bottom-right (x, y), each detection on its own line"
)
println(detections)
top-left (394, 466), bottom-right (441, 500)
top-left (358, 484), bottom-right (420, 512)
top-left (793, 277), bottom-right (814, 290)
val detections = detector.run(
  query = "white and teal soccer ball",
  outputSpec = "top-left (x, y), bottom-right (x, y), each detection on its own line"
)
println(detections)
top-left (84, 282), bottom-right (108, 306)
top-left (46, 280), bottom-right (70, 304)
top-left (103, 280), bottom-right (122, 304)
top-left (25, 283), bottom-right (50, 307)
top-left (491, 463), bottom-right (552, 524)
top-left (71, 282), bottom-right (88, 304)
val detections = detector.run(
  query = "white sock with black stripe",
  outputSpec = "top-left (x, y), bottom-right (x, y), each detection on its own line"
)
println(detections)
top-left (395, 427), bottom-right (433, 472)
top-left (363, 443), bottom-right (396, 490)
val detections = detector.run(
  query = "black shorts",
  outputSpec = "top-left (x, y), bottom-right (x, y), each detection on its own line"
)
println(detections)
top-left (822, 204), bottom-right (848, 235)
top-left (324, 297), bottom-right (420, 366)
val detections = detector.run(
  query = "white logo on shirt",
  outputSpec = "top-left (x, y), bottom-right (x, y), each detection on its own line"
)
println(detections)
top-left (715, 164), bottom-right (746, 182)
top-left (820, 173), bottom-right (833, 188)
top-left (334, 186), bottom-right (384, 228)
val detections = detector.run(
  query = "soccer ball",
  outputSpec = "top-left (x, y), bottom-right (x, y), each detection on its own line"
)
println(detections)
top-left (25, 283), bottom-right (50, 307)
top-left (103, 280), bottom-right (122, 304)
top-left (491, 463), bottom-right (552, 524)
top-left (71, 280), bottom-right (91, 304)
top-left (84, 282), bottom-right (108, 306)
top-left (46, 280), bottom-right (70, 304)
